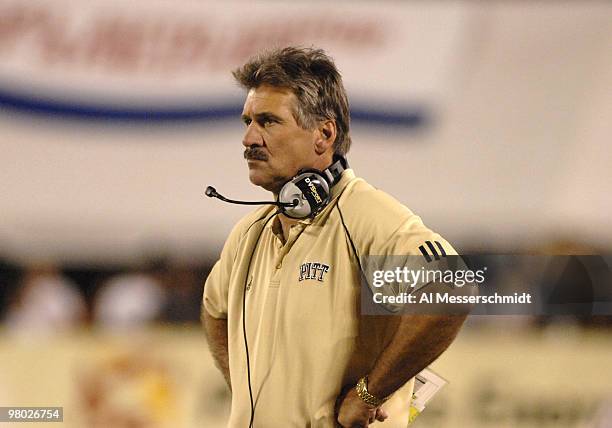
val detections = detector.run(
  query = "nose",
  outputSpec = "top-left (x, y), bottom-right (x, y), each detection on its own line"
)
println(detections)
top-left (242, 123), bottom-right (263, 148)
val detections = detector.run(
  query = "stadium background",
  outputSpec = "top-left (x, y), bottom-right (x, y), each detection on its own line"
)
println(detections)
top-left (0, 1), bottom-right (610, 427)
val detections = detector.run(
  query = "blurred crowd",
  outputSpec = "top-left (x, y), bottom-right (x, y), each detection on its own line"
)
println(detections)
top-left (0, 259), bottom-right (209, 334)
top-left (1, 245), bottom-right (610, 334)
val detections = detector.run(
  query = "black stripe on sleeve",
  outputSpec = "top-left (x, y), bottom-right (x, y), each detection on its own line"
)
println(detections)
top-left (426, 241), bottom-right (440, 260)
top-left (419, 245), bottom-right (432, 263)
top-left (435, 241), bottom-right (447, 257)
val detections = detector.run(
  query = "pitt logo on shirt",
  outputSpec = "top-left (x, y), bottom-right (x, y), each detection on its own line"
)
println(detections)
top-left (299, 262), bottom-right (330, 282)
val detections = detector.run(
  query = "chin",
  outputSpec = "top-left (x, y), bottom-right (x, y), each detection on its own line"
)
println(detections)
top-left (248, 170), bottom-right (283, 193)
top-left (248, 171), bottom-right (271, 190)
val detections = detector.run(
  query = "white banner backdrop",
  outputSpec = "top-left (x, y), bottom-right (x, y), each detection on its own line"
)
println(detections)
top-left (0, 1), bottom-right (611, 263)
top-left (0, 0), bottom-right (463, 109)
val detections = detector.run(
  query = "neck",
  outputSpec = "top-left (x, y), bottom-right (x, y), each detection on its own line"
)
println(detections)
top-left (310, 154), bottom-right (335, 173)
top-left (275, 210), bottom-right (298, 244)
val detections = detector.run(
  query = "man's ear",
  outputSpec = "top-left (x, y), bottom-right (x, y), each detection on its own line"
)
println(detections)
top-left (314, 120), bottom-right (337, 155)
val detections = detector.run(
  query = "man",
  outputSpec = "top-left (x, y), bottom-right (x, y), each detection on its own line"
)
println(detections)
top-left (202, 46), bottom-right (471, 427)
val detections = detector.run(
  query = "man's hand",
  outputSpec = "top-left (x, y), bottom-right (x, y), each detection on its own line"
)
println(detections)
top-left (336, 388), bottom-right (388, 427)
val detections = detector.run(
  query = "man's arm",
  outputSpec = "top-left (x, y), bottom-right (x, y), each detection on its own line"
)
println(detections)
top-left (367, 313), bottom-right (465, 398)
top-left (202, 308), bottom-right (231, 391)
top-left (337, 282), bottom-right (473, 427)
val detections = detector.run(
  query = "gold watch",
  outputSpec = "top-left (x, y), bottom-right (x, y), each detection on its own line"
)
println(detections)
top-left (355, 376), bottom-right (388, 407)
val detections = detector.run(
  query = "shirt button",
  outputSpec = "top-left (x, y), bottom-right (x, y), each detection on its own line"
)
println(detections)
top-left (276, 263), bottom-right (282, 269)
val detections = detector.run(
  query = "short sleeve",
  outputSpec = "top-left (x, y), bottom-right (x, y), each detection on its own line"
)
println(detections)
top-left (203, 259), bottom-right (228, 319)
top-left (338, 181), bottom-right (466, 313)
top-left (202, 207), bottom-right (272, 319)
top-left (363, 217), bottom-right (461, 313)
top-left (202, 219), bottom-right (248, 319)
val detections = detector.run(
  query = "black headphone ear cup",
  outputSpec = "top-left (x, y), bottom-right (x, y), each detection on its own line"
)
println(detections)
top-left (278, 179), bottom-right (311, 219)
top-left (278, 171), bottom-right (331, 219)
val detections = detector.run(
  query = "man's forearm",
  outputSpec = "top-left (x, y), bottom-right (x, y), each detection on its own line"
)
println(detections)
top-left (202, 308), bottom-right (231, 390)
top-left (335, 308), bottom-right (467, 428)
top-left (366, 313), bottom-right (466, 399)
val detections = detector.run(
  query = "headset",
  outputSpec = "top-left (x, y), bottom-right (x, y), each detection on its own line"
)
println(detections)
top-left (205, 154), bottom-right (353, 427)
top-left (276, 155), bottom-right (347, 219)
top-left (205, 155), bottom-right (348, 219)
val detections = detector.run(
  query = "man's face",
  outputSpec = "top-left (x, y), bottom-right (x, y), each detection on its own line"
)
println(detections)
top-left (241, 84), bottom-right (319, 193)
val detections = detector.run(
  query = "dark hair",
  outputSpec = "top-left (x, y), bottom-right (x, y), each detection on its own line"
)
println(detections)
top-left (232, 46), bottom-right (352, 155)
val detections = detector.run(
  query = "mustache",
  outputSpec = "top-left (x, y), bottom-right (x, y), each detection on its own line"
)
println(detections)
top-left (244, 148), bottom-right (268, 161)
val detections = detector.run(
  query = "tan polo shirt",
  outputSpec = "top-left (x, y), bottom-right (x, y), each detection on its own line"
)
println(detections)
top-left (204, 169), bottom-right (457, 427)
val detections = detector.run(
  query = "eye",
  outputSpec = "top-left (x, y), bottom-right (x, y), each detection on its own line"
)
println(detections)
top-left (242, 117), bottom-right (252, 126)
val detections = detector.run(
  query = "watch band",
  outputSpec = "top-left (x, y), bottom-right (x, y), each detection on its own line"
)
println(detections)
top-left (355, 376), bottom-right (388, 407)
